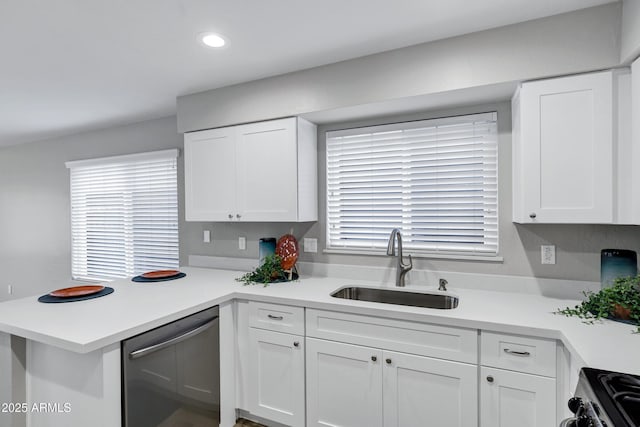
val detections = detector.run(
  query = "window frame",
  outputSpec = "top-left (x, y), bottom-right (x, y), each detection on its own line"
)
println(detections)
top-left (65, 149), bottom-right (180, 281)
top-left (324, 112), bottom-right (501, 261)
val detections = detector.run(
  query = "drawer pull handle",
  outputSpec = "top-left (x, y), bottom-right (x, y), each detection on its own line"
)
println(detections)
top-left (385, 358), bottom-right (392, 364)
top-left (371, 356), bottom-right (377, 362)
top-left (293, 341), bottom-right (299, 347)
top-left (487, 375), bottom-right (494, 383)
top-left (267, 315), bottom-right (284, 320)
top-left (529, 213), bottom-right (536, 219)
top-left (504, 348), bottom-right (531, 357)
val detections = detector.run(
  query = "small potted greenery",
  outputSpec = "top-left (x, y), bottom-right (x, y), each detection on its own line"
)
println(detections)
top-left (236, 254), bottom-right (298, 287)
top-left (556, 275), bottom-right (640, 332)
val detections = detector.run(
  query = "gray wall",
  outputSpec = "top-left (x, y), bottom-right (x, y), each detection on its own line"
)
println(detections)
top-left (177, 3), bottom-right (621, 133)
top-left (2, 105), bottom-right (640, 303)
top-left (621, 0), bottom-right (640, 63)
top-left (1, 3), bottom-right (637, 302)
top-left (187, 102), bottom-right (640, 283)
top-left (0, 116), bottom-right (183, 301)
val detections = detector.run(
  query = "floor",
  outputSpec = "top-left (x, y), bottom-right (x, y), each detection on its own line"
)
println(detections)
top-left (234, 419), bottom-right (266, 427)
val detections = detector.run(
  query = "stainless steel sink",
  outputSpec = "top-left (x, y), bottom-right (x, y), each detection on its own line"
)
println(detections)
top-left (330, 286), bottom-right (458, 309)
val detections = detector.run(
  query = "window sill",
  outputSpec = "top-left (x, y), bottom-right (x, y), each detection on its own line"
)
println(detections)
top-left (322, 248), bottom-right (504, 263)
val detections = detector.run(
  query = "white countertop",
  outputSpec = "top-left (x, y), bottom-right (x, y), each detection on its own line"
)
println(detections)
top-left (0, 266), bottom-right (638, 375)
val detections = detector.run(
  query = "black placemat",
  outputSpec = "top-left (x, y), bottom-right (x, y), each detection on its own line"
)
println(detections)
top-left (38, 287), bottom-right (114, 303)
top-left (131, 272), bottom-right (187, 283)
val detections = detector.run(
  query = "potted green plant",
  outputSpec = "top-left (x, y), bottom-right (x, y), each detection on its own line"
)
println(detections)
top-left (556, 275), bottom-right (640, 332)
top-left (236, 254), bottom-right (297, 287)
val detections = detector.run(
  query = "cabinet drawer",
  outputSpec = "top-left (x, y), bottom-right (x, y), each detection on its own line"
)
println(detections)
top-left (306, 309), bottom-right (477, 364)
top-left (481, 331), bottom-right (556, 377)
top-left (249, 301), bottom-right (304, 335)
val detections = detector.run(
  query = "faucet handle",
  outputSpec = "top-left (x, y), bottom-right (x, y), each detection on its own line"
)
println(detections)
top-left (438, 278), bottom-right (448, 291)
top-left (406, 254), bottom-right (413, 271)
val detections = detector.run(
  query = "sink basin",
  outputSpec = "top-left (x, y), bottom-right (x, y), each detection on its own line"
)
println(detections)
top-left (330, 286), bottom-right (458, 309)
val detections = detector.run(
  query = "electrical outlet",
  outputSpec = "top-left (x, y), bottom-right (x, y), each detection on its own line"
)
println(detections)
top-left (303, 238), bottom-right (318, 253)
top-left (238, 236), bottom-right (246, 251)
top-left (541, 245), bottom-right (556, 265)
top-left (203, 230), bottom-right (211, 243)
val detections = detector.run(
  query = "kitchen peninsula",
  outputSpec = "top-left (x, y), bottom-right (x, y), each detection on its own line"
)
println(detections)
top-left (0, 266), bottom-right (638, 427)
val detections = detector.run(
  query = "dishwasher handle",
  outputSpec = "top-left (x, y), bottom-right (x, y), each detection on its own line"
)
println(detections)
top-left (128, 316), bottom-right (218, 360)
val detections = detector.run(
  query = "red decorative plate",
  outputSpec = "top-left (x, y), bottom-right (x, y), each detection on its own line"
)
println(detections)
top-left (276, 234), bottom-right (299, 271)
top-left (49, 285), bottom-right (105, 298)
top-left (141, 270), bottom-right (181, 279)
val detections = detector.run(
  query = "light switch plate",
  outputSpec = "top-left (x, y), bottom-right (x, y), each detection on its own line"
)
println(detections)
top-left (303, 238), bottom-right (318, 253)
top-left (238, 236), bottom-right (246, 251)
top-left (203, 230), bottom-right (211, 243)
top-left (541, 245), bottom-right (556, 264)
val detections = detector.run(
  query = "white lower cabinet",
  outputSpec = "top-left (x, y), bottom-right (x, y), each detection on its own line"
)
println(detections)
top-left (306, 338), bottom-right (477, 427)
top-left (248, 328), bottom-right (305, 426)
top-left (306, 338), bottom-right (383, 427)
top-left (480, 331), bottom-right (558, 427)
top-left (480, 367), bottom-right (556, 427)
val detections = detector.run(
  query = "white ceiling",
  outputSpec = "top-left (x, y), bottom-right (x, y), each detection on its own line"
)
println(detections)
top-left (0, 0), bottom-right (616, 147)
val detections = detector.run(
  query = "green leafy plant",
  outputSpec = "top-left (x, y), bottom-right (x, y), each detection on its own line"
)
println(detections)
top-left (236, 254), bottom-right (287, 287)
top-left (555, 275), bottom-right (640, 332)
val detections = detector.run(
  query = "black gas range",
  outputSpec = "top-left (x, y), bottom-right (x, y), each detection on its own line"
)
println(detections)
top-left (561, 367), bottom-right (640, 427)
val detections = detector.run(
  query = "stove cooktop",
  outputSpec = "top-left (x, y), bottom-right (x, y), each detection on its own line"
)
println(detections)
top-left (581, 367), bottom-right (640, 427)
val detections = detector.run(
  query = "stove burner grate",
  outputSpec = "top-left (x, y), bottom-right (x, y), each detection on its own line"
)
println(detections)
top-left (600, 372), bottom-right (640, 426)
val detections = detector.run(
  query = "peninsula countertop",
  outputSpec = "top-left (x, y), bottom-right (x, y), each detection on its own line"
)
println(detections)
top-left (0, 266), bottom-right (637, 375)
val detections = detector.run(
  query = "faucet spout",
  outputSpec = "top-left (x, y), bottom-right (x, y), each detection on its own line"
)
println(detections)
top-left (387, 228), bottom-right (413, 287)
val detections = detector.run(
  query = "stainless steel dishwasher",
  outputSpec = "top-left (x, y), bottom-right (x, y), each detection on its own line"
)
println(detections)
top-left (122, 306), bottom-right (220, 427)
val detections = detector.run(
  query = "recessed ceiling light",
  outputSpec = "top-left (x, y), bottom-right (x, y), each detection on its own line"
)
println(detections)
top-left (200, 33), bottom-right (226, 48)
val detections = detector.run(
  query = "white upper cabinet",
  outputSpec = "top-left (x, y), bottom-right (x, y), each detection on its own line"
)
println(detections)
top-left (512, 70), bottom-right (633, 224)
top-left (184, 126), bottom-right (237, 221)
top-left (184, 117), bottom-right (318, 222)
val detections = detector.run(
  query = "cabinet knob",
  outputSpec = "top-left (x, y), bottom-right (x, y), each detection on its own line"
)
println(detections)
top-left (385, 358), bottom-right (392, 364)
top-left (371, 356), bottom-right (377, 362)
top-left (293, 341), bottom-right (299, 347)
top-left (228, 214), bottom-right (233, 219)
top-left (487, 375), bottom-right (494, 383)
top-left (529, 212), bottom-right (537, 219)
top-left (236, 213), bottom-right (241, 219)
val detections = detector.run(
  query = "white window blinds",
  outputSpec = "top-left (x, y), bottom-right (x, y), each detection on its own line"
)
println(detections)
top-left (66, 149), bottom-right (179, 281)
top-left (326, 112), bottom-right (498, 257)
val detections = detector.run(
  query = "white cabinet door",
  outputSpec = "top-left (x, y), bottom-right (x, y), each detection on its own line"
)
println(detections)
top-left (236, 118), bottom-right (299, 221)
top-left (184, 127), bottom-right (236, 221)
top-left (306, 338), bottom-right (383, 427)
top-left (383, 351), bottom-right (477, 427)
top-left (513, 71), bottom-right (614, 223)
top-left (248, 328), bottom-right (305, 427)
top-left (480, 367), bottom-right (556, 427)
top-left (184, 117), bottom-right (317, 222)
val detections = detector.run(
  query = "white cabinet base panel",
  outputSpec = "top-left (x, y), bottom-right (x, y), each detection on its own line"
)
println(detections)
top-left (26, 340), bottom-right (121, 427)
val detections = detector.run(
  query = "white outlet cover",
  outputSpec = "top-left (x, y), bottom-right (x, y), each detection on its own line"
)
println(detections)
top-left (541, 245), bottom-right (556, 265)
top-left (239, 236), bottom-right (246, 251)
top-left (304, 238), bottom-right (318, 253)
